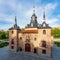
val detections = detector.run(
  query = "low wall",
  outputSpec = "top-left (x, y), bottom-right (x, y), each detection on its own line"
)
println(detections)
top-left (53, 38), bottom-right (60, 42)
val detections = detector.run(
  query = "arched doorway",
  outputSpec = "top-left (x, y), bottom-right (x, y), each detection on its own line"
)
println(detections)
top-left (25, 43), bottom-right (31, 52)
top-left (34, 48), bottom-right (37, 53)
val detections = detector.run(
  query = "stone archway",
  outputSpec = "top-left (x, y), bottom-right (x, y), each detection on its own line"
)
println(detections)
top-left (25, 43), bottom-right (31, 52)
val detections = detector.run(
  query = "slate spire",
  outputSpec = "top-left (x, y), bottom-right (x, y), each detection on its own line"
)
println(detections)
top-left (15, 16), bottom-right (17, 25)
top-left (43, 8), bottom-right (46, 20)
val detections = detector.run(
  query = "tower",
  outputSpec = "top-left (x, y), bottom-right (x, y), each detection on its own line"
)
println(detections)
top-left (38, 9), bottom-right (53, 57)
top-left (9, 16), bottom-right (20, 51)
top-left (26, 6), bottom-right (38, 28)
top-left (30, 6), bottom-right (38, 27)
top-left (8, 7), bottom-right (53, 59)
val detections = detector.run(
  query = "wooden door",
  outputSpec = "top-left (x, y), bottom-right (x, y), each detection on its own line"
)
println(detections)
top-left (25, 44), bottom-right (31, 52)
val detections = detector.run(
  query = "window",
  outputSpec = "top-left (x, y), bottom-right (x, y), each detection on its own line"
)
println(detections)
top-left (11, 39), bottom-right (14, 44)
top-left (19, 47), bottom-right (22, 51)
top-left (20, 37), bottom-right (22, 40)
top-left (34, 37), bottom-right (37, 41)
top-left (43, 30), bottom-right (46, 34)
top-left (32, 16), bottom-right (35, 20)
top-left (42, 41), bottom-right (46, 47)
top-left (12, 31), bottom-right (14, 34)
top-left (43, 24), bottom-right (46, 27)
top-left (42, 49), bottom-right (46, 54)
top-left (34, 48), bottom-right (37, 53)
top-left (11, 46), bottom-right (14, 49)
top-left (31, 23), bottom-right (33, 27)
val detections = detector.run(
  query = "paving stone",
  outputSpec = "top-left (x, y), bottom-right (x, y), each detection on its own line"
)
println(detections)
top-left (0, 46), bottom-right (60, 60)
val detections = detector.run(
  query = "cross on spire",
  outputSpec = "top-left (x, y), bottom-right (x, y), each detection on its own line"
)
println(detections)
top-left (33, 6), bottom-right (35, 14)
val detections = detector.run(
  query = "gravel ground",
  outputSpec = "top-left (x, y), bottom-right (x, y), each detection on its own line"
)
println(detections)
top-left (0, 46), bottom-right (60, 60)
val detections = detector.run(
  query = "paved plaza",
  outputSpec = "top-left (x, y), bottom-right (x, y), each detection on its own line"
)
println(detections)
top-left (0, 45), bottom-right (60, 60)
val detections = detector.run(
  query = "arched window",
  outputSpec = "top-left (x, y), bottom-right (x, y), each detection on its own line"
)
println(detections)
top-left (42, 41), bottom-right (46, 47)
top-left (31, 23), bottom-right (33, 27)
top-left (20, 37), bottom-right (22, 40)
top-left (11, 31), bottom-right (14, 34)
top-left (43, 30), bottom-right (46, 34)
top-left (11, 39), bottom-right (14, 44)
top-left (34, 37), bottom-right (37, 41)
top-left (25, 36), bottom-right (30, 42)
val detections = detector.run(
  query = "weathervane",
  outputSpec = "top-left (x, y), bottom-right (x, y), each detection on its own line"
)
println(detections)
top-left (33, 6), bottom-right (35, 14)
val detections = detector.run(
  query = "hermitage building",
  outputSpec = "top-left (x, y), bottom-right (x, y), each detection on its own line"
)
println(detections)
top-left (9, 8), bottom-right (53, 58)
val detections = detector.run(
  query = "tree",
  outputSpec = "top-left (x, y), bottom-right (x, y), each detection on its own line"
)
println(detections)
top-left (0, 30), bottom-right (9, 39)
top-left (0, 31), bottom-right (6, 39)
top-left (51, 28), bottom-right (60, 38)
top-left (5, 30), bottom-right (9, 38)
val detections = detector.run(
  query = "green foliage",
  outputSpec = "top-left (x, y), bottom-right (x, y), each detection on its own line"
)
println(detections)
top-left (5, 31), bottom-right (9, 38)
top-left (51, 28), bottom-right (60, 38)
top-left (0, 30), bottom-right (9, 40)
top-left (0, 31), bottom-right (6, 39)
top-left (54, 42), bottom-right (60, 47)
top-left (0, 42), bottom-right (9, 48)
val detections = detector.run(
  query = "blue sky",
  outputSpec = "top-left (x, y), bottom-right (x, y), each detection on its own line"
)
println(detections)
top-left (0, 0), bottom-right (60, 30)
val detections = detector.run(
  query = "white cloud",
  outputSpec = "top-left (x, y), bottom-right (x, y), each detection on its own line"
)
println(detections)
top-left (46, 18), bottom-right (58, 27)
top-left (0, 0), bottom-right (22, 24)
top-left (46, 18), bottom-right (58, 24)
top-left (0, 13), bottom-right (15, 23)
top-left (45, 3), bottom-right (57, 10)
top-left (0, 1), bottom-right (59, 30)
top-left (24, 3), bottom-right (58, 25)
top-left (45, 3), bottom-right (57, 17)
top-left (0, 24), bottom-right (12, 30)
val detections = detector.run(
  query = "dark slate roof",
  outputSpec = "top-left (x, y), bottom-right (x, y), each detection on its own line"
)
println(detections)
top-left (26, 21), bottom-right (51, 29)
top-left (9, 24), bottom-right (20, 30)
top-left (31, 13), bottom-right (37, 18)
top-left (26, 21), bottom-right (39, 28)
top-left (26, 10), bottom-right (51, 29)
top-left (26, 13), bottom-right (39, 28)
top-left (40, 21), bottom-right (51, 28)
